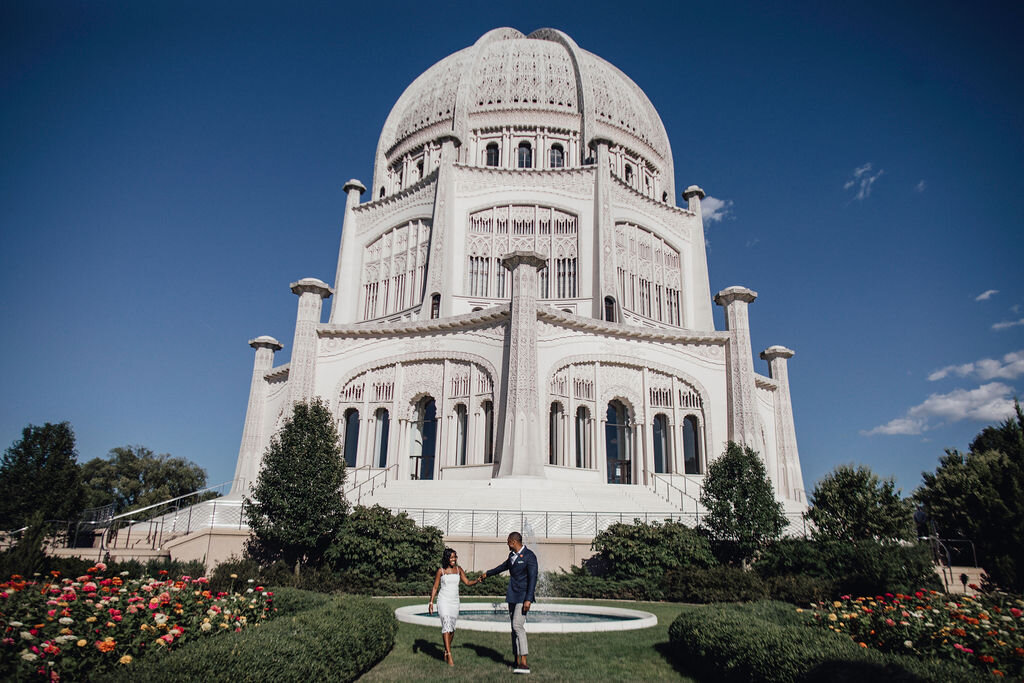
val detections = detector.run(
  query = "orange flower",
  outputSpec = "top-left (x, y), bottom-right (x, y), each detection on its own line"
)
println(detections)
top-left (95, 639), bottom-right (116, 653)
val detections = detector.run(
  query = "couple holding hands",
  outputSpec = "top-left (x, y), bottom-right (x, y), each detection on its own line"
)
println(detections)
top-left (428, 531), bottom-right (538, 674)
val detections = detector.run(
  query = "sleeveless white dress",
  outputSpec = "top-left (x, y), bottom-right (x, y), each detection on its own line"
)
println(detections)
top-left (436, 572), bottom-right (460, 633)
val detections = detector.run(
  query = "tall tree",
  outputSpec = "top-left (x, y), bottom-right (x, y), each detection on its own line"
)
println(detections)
top-left (80, 445), bottom-right (209, 513)
top-left (916, 402), bottom-right (1024, 590)
top-left (0, 422), bottom-right (85, 529)
top-left (806, 464), bottom-right (915, 542)
top-left (699, 441), bottom-right (788, 564)
top-left (243, 398), bottom-right (348, 575)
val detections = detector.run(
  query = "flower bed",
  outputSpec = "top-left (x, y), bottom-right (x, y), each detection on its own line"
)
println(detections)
top-left (808, 589), bottom-right (1024, 678)
top-left (0, 563), bottom-right (273, 681)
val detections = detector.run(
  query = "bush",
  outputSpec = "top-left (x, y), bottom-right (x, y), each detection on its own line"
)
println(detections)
top-left (663, 566), bottom-right (768, 603)
top-left (590, 519), bottom-right (715, 580)
top-left (763, 574), bottom-right (837, 605)
top-left (667, 601), bottom-right (973, 682)
top-left (326, 505), bottom-right (443, 581)
top-left (755, 538), bottom-right (940, 596)
top-left (544, 571), bottom-right (663, 600)
top-left (122, 593), bottom-right (396, 682)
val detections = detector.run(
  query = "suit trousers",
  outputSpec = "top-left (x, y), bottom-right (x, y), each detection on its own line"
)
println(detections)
top-left (508, 602), bottom-right (528, 657)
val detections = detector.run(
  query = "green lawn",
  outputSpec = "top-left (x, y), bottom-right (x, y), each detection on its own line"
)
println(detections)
top-left (361, 597), bottom-right (698, 682)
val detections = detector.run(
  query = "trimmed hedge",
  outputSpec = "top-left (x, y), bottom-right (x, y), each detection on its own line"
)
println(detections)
top-left (121, 592), bottom-right (396, 682)
top-left (667, 601), bottom-right (973, 683)
top-left (663, 566), bottom-right (768, 603)
top-left (545, 572), bottom-right (663, 600)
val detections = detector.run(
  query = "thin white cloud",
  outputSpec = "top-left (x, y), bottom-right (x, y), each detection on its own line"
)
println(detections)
top-left (993, 318), bottom-right (1024, 331)
top-left (863, 417), bottom-right (928, 436)
top-left (702, 196), bottom-right (734, 223)
top-left (976, 289), bottom-right (999, 301)
top-left (844, 163), bottom-right (884, 201)
top-left (928, 350), bottom-right (1024, 382)
top-left (1012, 304), bottom-right (1021, 314)
top-left (862, 382), bottom-right (1017, 436)
top-left (915, 180), bottom-right (927, 193)
top-left (745, 237), bottom-right (760, 248)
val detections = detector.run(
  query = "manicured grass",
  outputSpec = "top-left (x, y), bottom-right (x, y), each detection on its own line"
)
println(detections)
top-left (361, 596), bottom-right (698, 682)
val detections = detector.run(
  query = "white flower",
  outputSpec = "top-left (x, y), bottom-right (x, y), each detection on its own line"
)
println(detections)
top-left (20, 632), bottom-right (34, 641)
top-left (59, 617), bottom-right (74, 625)
top-left (21, 652), bottom-right (38, 662)
top-left (153, 613), bottom-right (168, 625)
top-left (904, 640), bottom-right (913, 648)
top-left (247, 579), bottom-right (254, 583)
top-left (9, 621), bottom-right (23, 628)
top-left (246, 588), bottom-right (254, 594)
top-left (120, 571), bottom-right (130, 576)
top-left (200, 622), bottom-right (212, 632)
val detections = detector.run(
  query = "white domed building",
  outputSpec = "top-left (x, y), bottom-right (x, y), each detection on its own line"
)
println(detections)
top-left (227, 28), bottom-right (807, 563)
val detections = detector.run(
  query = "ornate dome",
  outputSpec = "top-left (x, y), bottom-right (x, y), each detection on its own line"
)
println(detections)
top-left (372, 28), bottom-right (674, 194)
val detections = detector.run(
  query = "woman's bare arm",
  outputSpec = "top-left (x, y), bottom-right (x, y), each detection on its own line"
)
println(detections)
top-left (428, 568), bottom-right (442, 613)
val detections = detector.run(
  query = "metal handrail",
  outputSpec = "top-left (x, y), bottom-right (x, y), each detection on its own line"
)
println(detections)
top-left (646, 471), bottom-right (702, 516)
top-left (346, 464), bottom-right (398, 504)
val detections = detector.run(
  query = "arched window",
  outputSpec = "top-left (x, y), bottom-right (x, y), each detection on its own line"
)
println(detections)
top-left (652, 414), bottom-right (669, 474)
top-left (485, 143), bottom-right (499, 167)
top-left (454, 404), bottom-right (468, 466)
top-left (604, 296), bottom-right (616, 322)
top-left (624, 164), bottom-right (633, 185)
top-left (662, 191), bottom-right (668, 202)
top-left (430, 293), bottom-right (440, 319)
top-left (683, 415), bottom-right (701, 474)
top-left (373, 408), bottom-right (390, 468)
top-left (482, 400), bottom-right (494, 463)
top-left (416, 160), bottom-right (424, 179)
top-left (549, 144), bottom-right (564, 168)
top-left (517, 142), bottom-right (532, 169)
top-left (343, 408), bottom-right (360, 468)
top-left (379, 187), bottom-right (386, 198)
top-left (412, 397), bottom-right (438, 480)
top-left (605, 400), bottom-right (632, 484)
top-left (549, 403), bottom-right (564, 465)
top-left (575, 406), bottom-right (591, 468)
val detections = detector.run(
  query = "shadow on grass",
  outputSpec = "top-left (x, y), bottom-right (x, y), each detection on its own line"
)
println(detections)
top-left (654, 641), bottom-right (704, 680)
top-left (412, 638), bottom-right (446, 663)
top-left (460, 641), bottom-right (511, 667)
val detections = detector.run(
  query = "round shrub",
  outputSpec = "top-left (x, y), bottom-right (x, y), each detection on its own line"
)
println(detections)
top-left (122, 593), bottom-right (396, 682)
top-left (590, 519), bottom-right (715, 580)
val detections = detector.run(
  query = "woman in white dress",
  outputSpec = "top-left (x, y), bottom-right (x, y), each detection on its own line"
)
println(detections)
top-left (428, 547), bottom-right (480, 666)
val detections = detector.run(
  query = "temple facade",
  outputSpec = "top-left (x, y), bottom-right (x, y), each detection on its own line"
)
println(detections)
top-left (229, 28), bottom-right (807, 511)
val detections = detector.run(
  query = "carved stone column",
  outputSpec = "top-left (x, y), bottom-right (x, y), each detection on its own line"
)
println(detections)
top-left (231, 336), bottom-right (283, 496)
top-left (683, 185), bottom-right (715, 331)
top-left (329, 179), bottom-right (366, 323)
top-left (420, 138), bottom-right (458, 320)
top-left (288, 278), bottom-right (333, 405)
top-left (714, 286), bottom-right (760, 447)
top-left (761, 345), bottom-right (804, 502)
top-left (497, 250), bottom-right (547, 477)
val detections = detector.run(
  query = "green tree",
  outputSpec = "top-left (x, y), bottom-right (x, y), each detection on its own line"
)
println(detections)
top-left (699, 441), bottom-right (787, 564)
top-left (326, 505), bottom-right (442, 580)
top-left (243, 398), bottom-right (348, 576)
top-left (916, 402), bottom-right (1024, 590)
top-left (806, 464), bottom-right (914, 542)
top-left (80, 445), bottom-right (210, 513)
top-left (590, 519), bottom-right (715, 580)
top-left (0, 422), bottom-right (85, 529)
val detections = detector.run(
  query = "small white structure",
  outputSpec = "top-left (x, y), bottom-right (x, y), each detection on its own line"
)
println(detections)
top-left (229, 28), bottom-right (807, 519)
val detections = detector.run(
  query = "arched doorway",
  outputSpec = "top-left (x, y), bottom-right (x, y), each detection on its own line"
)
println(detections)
top-left (412, 397), bottom-right (438, 480)
top-left (605, 400), bottom-right (632, 484)
top-left (373, 408), bottom-right (390, 468)
top-left (652, 414), bottom-right (669, 474)
top-left (343, 408), bottom-right (360, 468)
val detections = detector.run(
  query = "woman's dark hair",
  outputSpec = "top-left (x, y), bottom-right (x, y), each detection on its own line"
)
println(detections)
top-left (441, 547), bottom-right (457, 569)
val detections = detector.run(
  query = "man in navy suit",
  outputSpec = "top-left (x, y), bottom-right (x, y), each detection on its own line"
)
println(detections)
top-left (481, 531), bottom-right (538, 674)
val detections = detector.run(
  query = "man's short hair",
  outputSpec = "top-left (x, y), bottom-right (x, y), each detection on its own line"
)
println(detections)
top-left (508, 531), bottom-right (523, 543)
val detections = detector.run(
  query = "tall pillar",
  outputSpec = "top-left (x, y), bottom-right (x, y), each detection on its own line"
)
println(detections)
top-left (496, 250), bottom-right (547, 477)
top-left (761, 345), bottom-right (804, 502)
top-left (231, 336), bottom-right (283, 496)
top-left (714, 286), bottom-right (760, 447)
top-left (329, 180), bottom-right (366, 324)
top-left (592, 139), bottom-right (618, 320)
top-left (682, 185), bottom-right (715, 331)
top-left (420, 138), bottom-right (458, 320)
top-left (288, 278), bottom-right (333, 405)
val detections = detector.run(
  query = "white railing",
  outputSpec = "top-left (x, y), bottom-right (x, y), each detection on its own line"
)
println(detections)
top-left (344, 464), bottom-right (398, 505)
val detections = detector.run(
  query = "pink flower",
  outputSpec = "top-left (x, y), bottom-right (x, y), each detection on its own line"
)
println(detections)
top-left (885, 618), bottom-right (895, 626)
top-left (1011, 608), bottom-right (1022, 618)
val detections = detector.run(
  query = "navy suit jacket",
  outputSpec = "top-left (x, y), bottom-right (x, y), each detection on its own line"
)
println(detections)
top-left (487, 546), bottom-right (538, 604)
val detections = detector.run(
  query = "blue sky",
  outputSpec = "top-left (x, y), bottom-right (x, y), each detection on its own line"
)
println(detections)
top-left (2, 1), bottom-right (1022, 500)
